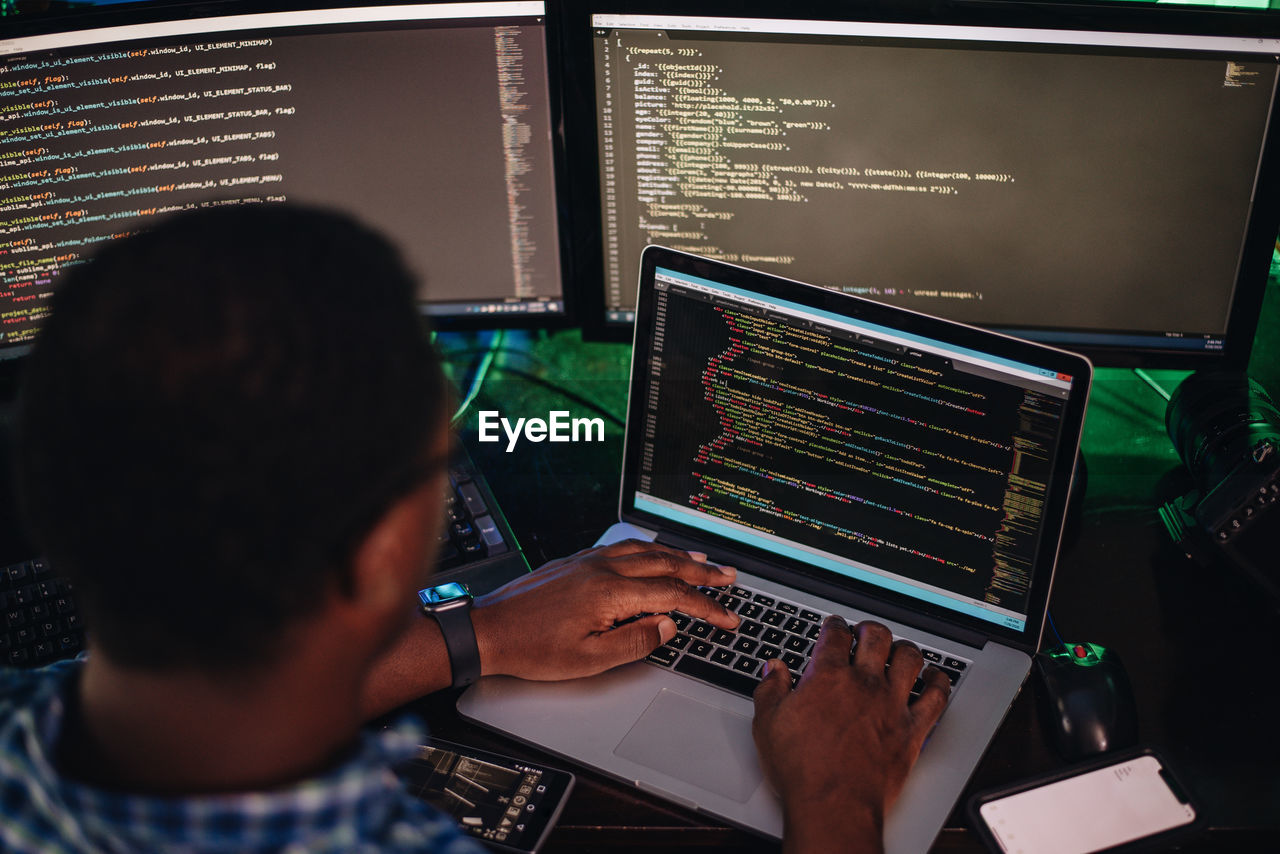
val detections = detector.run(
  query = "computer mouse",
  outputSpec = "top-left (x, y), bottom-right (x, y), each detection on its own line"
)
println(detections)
top-left (1034, 642), bottom-right (1139, 762)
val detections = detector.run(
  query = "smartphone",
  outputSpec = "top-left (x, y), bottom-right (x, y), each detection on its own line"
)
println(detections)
top-left (396, 738), bottom-right (575, 853)
top-left (967, 747), bottom-right (1202, 854)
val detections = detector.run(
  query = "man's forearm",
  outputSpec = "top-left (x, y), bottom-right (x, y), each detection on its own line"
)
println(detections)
top-left (359, 613), bottom-right (454, 720)
top-left (359, 601), bottom-right (513, 720)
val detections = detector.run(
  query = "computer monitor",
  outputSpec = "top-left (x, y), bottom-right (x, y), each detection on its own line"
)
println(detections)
top-left (0, 0), bottom-right (570, 367)
top-left (561, 0), bottom-right (1280, 366)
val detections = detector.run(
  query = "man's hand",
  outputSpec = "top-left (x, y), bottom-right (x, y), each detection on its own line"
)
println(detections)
top-left (472, 539), bottom-right (740, 681)
top-left (751, 617), bottom-right (951, 854)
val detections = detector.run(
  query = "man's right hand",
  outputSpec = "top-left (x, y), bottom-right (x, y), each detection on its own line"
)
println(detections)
top-left (751, 617), bottom-right (951, 854)
top-left (472, 538), bottom-right (740, 682)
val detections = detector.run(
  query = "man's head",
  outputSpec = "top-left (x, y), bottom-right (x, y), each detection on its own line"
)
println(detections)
top-left (16, 204), bottom-right (448, 674)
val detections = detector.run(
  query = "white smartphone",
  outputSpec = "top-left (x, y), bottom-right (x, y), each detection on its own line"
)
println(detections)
top-left (968, 748), bottom-right (1201, 854)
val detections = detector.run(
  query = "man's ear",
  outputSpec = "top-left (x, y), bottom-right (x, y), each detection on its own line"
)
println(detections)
top-left (346, 480), bottom-right (444, 619)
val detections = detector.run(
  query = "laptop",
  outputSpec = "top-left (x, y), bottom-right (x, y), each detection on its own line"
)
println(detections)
top-left (459, 245), bottom-right (1092, 852)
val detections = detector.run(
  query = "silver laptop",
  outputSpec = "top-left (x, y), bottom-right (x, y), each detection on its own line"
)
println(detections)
top-left (459, 245), bottom-right (1092, 852)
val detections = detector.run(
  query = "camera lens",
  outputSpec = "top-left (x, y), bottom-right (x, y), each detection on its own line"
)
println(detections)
top-left (1166, 372), bottom-right (1280, 491)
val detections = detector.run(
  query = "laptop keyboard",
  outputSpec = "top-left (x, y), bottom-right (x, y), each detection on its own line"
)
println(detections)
top-left (646, 583), bottom-right (970, 700)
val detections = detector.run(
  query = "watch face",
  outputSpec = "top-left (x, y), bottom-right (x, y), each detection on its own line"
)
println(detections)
top-left (419, 582), bottom-right (470, 607)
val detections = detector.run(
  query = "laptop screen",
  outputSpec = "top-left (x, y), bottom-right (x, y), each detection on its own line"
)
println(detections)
top-left (624, 248), bottom-right (1091, 641)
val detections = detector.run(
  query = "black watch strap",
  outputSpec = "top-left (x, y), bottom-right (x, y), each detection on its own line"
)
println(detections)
top-left (428, 600), bottom-right (481, 689)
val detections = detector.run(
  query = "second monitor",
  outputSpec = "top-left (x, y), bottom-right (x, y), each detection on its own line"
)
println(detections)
top-left (562, 0), bottom-right (1280, 366)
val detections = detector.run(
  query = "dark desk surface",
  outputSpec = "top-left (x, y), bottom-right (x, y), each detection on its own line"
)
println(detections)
top-left (423, 309), bottom-right (1280, 852)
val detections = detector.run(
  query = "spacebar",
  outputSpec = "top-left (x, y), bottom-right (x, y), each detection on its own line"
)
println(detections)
top-left (674, 655), bottom-right (759, 697)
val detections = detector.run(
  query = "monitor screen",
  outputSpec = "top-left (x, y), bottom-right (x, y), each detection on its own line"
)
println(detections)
top-left (565, 1), bottom-right (1280, 365)
top-left (0, 0), bottom-right (569, 362)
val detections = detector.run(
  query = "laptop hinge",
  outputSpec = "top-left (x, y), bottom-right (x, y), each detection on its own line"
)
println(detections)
top-left (651, 528), bottom-right (994, 652)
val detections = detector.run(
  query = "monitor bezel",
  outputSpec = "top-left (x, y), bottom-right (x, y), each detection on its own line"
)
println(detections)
top-left (560, 0), bottom-right (1280, 369)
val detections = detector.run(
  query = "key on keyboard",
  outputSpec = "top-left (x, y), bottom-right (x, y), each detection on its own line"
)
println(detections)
top-left (437, 463), bottom-right (510, 569)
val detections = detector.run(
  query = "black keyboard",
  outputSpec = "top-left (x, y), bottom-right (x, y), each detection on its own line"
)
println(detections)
top-left (429, 445), bottom-right (531, 595)
top-left (437, 461), bottom-right (514, 569)
top-left (646, 584), bottom-right (970, 699)
top-left (1, 558), bottom-right (84, 668)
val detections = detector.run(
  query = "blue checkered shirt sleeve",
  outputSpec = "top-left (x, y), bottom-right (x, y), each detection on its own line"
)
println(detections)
top-left (1, 658), bottom-right (485, 853)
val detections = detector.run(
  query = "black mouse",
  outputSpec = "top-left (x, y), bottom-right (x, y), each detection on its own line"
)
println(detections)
top-left (1034, 642), bottom-right (1138, 761)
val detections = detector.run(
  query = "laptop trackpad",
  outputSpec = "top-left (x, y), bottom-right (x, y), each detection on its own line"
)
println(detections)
top-left (613, 689), bottom-right (763, 803)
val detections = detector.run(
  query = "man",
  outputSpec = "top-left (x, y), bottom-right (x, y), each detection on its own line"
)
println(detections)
top-left (2, 204), bottom-right (948, 853)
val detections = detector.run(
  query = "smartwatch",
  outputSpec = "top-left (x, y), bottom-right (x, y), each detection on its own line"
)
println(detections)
top-left (418, 582), bottom-right (480, 689)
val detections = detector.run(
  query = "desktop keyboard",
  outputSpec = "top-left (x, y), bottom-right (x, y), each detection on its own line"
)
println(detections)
top-left (2, 447), bottom-right (524, 670)
top-left (438, 458), bottom-right (512, 569)
top-left (429, 446), bottom-right (530, 593)
top-left (1, 557), bottom-right (83, 668)
top-left (646, 583), bottom-right (969, 699)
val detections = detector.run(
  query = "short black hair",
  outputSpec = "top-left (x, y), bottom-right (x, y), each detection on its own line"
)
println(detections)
top-left (16, 203), bottom-right (447, 673)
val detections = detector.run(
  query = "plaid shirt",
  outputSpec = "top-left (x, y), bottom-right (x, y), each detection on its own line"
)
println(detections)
top-left (0, 657), bottom-right (483, 854)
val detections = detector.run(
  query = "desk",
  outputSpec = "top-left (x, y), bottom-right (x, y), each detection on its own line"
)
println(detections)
top-left (421, 299), bottom-right (1280, 851)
